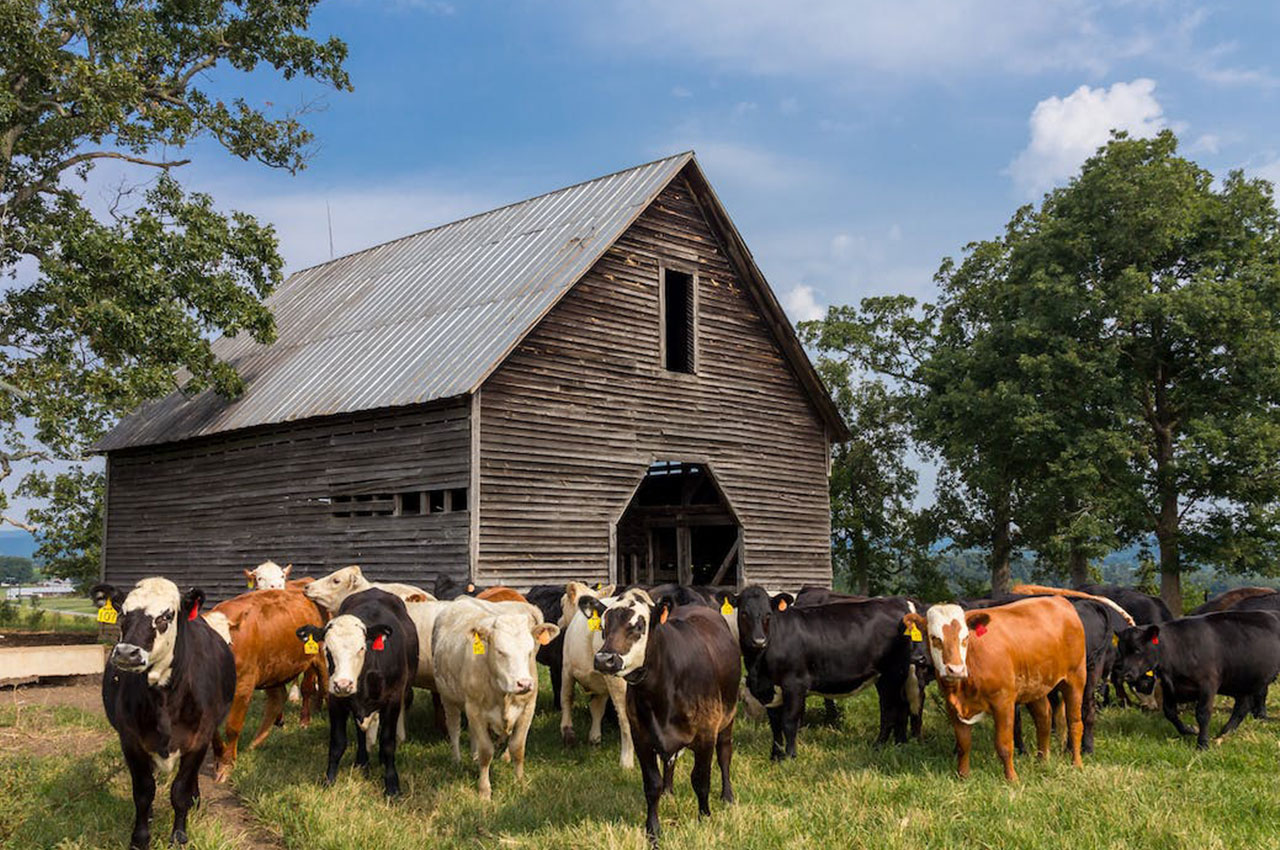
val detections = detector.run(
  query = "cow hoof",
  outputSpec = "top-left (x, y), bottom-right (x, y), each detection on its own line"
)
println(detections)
top-left (561, 727), bottom-right (576, 747)
top-left (300, 718), bottom-right (311, 729)
top-left (588, 735), bottom-right (602, 746)
top-left (213, 765), bottom-right (231, 784)
top-left (170, 828), bottom-right (189, 846)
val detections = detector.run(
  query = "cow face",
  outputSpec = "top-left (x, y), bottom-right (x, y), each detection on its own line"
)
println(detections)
top-left (245, 560), bottom-right (291, 590)
top-left (473, 612), bottom-right (560, 695)
top-left (299, 615), bottom-right (391, 697)
top-left (1116, 625), bottom-right (1161, 694)
top-left (304, 565), bottom-right (366, 613)
top-left (112, 578), bottom-right (196, 687)
top-left (906, 604), bottom-right (988, 681)
top-left (731, 586), bottom-right (790, 652)
top-left (591, 589), bottom-right (656, 679)
top-left (560, 581), bottom-right (616, 629)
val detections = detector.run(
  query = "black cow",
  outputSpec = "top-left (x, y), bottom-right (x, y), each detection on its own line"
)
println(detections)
top-left (433, 574), bottom-right (480, 600)
top-left (97, 578), bottom-right (235, 849)
top-left (791, 587), bottom-right (869, 725)
top-left (1075, 584), bottom-right (1172, 707)
top-left (1116, 610), bottom-right (1280, 749)
top-left (588, 591), bottom-right (739, 848)
top-left (297, 588), bottom-right (418, 796)
top-left (728, 585), bottom-right (920, 759)
top-left (524, 584), bottom-right (568, 710)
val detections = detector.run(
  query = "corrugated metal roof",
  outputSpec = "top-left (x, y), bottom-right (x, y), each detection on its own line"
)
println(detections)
top-left (96, 153), bottom-right (694, 451)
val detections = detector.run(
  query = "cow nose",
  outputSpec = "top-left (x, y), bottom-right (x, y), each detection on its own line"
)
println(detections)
top-left (944, 663), bottom-right (966, 678)
top-left (111, 644), bottom-right (146, 669)
top-left (594, 651), bottom-right (622, 674)
top-left (751, 636), bottom-right (767, 649)
top-left (514, 678), bottom-right (534, 694)
top-left (332, 678), bottom-right (355, 695)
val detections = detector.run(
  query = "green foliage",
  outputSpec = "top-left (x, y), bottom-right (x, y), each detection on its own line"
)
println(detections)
top-left (0, 0), bottom-right (351, 583)
top-left (19, 466), bottom-right (100, 588)
top-left (0, 554), bottom-right (34, 583)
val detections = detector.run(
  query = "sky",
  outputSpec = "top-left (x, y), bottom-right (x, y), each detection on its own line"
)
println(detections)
top-left (14, 0), bottom-right (1280, 524)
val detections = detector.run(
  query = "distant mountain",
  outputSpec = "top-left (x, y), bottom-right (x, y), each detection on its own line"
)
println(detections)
top-left (0, 529), bottom-right (37, 559)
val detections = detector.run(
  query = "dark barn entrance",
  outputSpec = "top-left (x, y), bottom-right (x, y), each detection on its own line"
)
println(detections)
top-left (614, 461), bottom-right (742, 587)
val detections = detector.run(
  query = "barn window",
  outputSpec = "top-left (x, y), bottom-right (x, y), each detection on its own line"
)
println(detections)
top-left (661, 267), bottom-right (695, 373)
top-left (449, 487), bottom-right (468, 511)
top-left (396, 492), bottom-right (422, 516)
top-left (428, 489), bottom-right (446, 513)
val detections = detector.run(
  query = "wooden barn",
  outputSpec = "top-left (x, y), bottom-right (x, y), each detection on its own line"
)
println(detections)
top-left (95, 153), bottom-right (849, 601)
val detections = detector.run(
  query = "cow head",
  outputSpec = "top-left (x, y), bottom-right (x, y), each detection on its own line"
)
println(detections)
top-left (727, 586), bottom-right (791, 652)
top-left (1116, 625), bottom-right (1161, 695)
top-left (298, 615), bottom-right (392, 697)
top-left (904, 604), bottom-right (989, 682)
top-left (244, 560), bottom-right (291, 590)
top-left (304, 565), bottom-right (369, 613)
top-left (471, 611), bottom-right (560, 695)
top-left (590, 588), bottom-right (656, 680)
top-left (560, 581), bottom-right (616, 629)
top-left (111, 578), bottom-right (203, 687)
top-left (434, 574), bottom-right (480, 601)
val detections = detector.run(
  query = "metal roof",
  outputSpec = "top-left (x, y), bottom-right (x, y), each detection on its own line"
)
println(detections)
top-left (96, 153), bottom-right (695, 451)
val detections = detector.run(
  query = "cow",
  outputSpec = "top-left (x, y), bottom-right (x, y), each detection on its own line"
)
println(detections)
top-left (525, 584), bottom-right (570, 710)
top-left (205, 587), bottom-right (328, 781)
top-left (589, 589), bottom-right (739, 848)
top-left (1073, 583), bottom-right (1171, 707)
top-left (243, 560), bottom-right (291, 590)
top-left (96, 578), bottom-right (235, 849)
top-left (434, 574), bottom-right (480, 600)
top-left (296, 588), bottom-right (418, 796)
top-left (1190, 586), bottom-right (1279, 616)
top-left (727, 585), bottom-right (921, 759)
top-left (558, 582), bottom-right (632, 767)
top-left (432, 596), bottom-right (560, 799)
top-left (1117, 611), bottom-right (1280, 748)
top-left (903, 596), bottom-right (1087, 781)
top-left (792, 586), bottom-right (871, 725)
top-left (304, 565), bottom-right (433, 609)
top-left (476, 586), bottom-right (528, 603)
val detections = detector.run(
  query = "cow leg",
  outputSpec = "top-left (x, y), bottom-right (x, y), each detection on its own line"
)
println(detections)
top-left (992, 701), bottom-right (1019, 782)
top-left (123, 743), bottom-right (156, 850)
top-left (1251, 686), bottom-right (1269, 720)
top-left (1051, 689), bottom-right (1067, 751)
top-left (607, 677), bottom-right (634, 769)
top-left (1216, 695), bottom-right (1254, 741)
top-left (432, 691), bottom-right (447, 737)
top-left (379, 704), bottom-right (402, 797)
top-left (875, 677), bottom-right (906, 745)
top-left (662, 753), bottom-right (676, 796)
top-left (587, 693), bottom-right (608, 745)
top-left (635, 735), bottom-right (663, 848)
top-left (780, 687), bottom-right (804, 759)
top-left (906, 664), bottom-right (924, 741)
top-left (1195, 691), bottom-right (1216, 750)
top-left (1081, 665), bottom-right (1099, 755)
top-left (691, 743), bottom-right (713, 818)
top-left (169, 744), bottom-right (206, 846)
top-left (716, 720), bottom-right (735, 804)
top-left (214, 677), bottom-right (255, 783)
top-left (509, 699), bottom-right (536, 783)
top-left (1012, 706), bottom-right (1026, 756)
top-left (549, 649), bottom-right (564, 712)
top-left (1110, 666), bottom-right (1130, 708)
top-left (1160, 687), bottom-right (1194, 738)
top-left (353, 715), bottom-right (371, 770)
top-left (766, 705), bottom-right (786, 761)
top-left (249, 686), bottom-right (288, 751)
top-left (560, 672), bottom-right (577, 746)
top-left (822, 698), bottom-right (842, 727)
top-left (444, 699), bottom-right (463, 761)
top-left (951, 715), bottom-right (973, 779)
top-left (466, 703), bottom-right (495, 800)
top-left (1063, 677), bottom-right (1085, 768)
top-left (325, 699), bottom-right (350, 785)
top-left (1026, 697), bottom-right (1052, 761)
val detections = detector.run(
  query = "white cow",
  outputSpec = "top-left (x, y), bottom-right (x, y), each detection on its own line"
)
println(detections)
top-left (557, 582), bottom-right (635, 768)
top-left (432, 596), bottom-right (559, 799)
top-left (243, 560), bottom-right (290, 590)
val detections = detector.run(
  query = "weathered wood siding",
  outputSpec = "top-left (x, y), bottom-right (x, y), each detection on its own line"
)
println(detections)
top-left (103, 399), bottom-right (471, 602)
top-left (477, 175), bottom-right (832, 589)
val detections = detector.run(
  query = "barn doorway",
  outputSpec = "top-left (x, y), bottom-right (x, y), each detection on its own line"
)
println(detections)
top-left (614, 461), bottom-right (741, 588)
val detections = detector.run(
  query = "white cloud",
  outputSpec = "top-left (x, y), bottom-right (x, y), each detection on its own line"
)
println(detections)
top-left (1189, 133), bottom-right (1221, 155)
top-left (664, 139), bottom-right (820, 193)
top-left (671, 86), bottom-right (693, 98)
top-left (782, 284), bottom-right (826, 323)
top-left (1252, 159), bottom-right (1280, 188)
top-left (1007, 79), bottom-right (1168, 198)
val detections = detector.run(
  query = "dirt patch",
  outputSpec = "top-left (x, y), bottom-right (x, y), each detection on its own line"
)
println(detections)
top-left (0, 631), bottom-right (102, 647)
top-left (3, 674), bottom-right (103, 712)
top-left (200, 765), bottom-right (289, 850)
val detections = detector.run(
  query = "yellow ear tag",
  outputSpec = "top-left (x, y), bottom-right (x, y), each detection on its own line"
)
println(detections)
top-left (97, 599), bottom-right (118, 625)
top-left (1111, 634), bottom-right (1119, 647)
top-left (303, 636), bottom-right (319, 655)
top-left (472, 634), bottom-right (486, 655)
top-left (908, 625), bottom-right (923, 642)
top-left (721, 599), bottom-right (734, 616)
top-left (587, 611), bottom-right (602, 632)
top-left (1145, 670), bottom-right (1155, 677)
top-left (247, 578), bottom-right (255, 589)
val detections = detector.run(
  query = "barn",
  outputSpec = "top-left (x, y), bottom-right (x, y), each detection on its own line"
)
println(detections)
top-left (94, 152), bottom-right (849, 601)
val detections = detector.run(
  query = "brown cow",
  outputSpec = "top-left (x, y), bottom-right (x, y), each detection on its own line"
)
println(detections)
top-left (476, 586), bottom-right (528, 604)
top-left (903, 596), bottom-right (1086, 781)
top-left (208, 588), bottom-right (328, 782)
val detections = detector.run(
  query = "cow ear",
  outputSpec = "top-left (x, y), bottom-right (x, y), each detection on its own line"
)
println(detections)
top-left (532, 622), bottom-right (560, 645)
top-left (367, 624), bottom-right (393, 644)
top-left (1144, 625), bottom-right (1160, 646)
top-left (654, 597), bottom-right (675, 626)
top-left (90, 583), bottom-right (123, 609)
top-left (772, 593), bottom-right (794, 612)
top-left (600, 584), bottom-right (616, 598)
top-left (282, 564), bottom-right (293, 579)
top-left (243, 569), bottom-right (254, 582)
top-left (714, 590), bottom-right (738, 606)
top-left (349, 565), bottom-right (362, 584)
top-left (902, 612), bottom-right (926, 631)
top-left (296, 624), bottom-right (322, 643)
top-left (181, 588), bottom-right (206, 622)
top-left (966, 612), bottom-right (991, 631)
top-left (465, 583), bottom-right (477, 595)
top-left (577, 595), bottom-right (604, 619)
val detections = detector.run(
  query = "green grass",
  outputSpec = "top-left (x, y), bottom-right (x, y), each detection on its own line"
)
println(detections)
top-left (36, 598), bottom-right (98, 617)
top-left (0, 599), bottom-right (101, 634)
top-left (7, 674), bottom-right (1280, 849)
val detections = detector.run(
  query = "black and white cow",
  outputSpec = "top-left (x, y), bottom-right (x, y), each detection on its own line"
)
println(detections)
top-left (1116, 610), bottom-right (1280, 749)
top-left (724, 585), bottom-right (921, 759)
top-left (296, 587), bottom-right (418, 797)
top-left (96, 578), bottom-right (236, 849)
top-left (587, 589), bottom-right (739, 849)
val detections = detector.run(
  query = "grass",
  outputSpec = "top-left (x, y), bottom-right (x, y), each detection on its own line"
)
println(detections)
top-left (6, 672), bottom-right (1280, 850)
top-left (36, 598), bottom-right (98, 617)
top-left (0, 599), bottom-right (101, 634)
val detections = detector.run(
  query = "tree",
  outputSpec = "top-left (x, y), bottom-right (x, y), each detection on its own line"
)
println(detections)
top-left (1016, 131), bottom-right (1280, 611)
top-left (2, 0), bottom-right (351, 584)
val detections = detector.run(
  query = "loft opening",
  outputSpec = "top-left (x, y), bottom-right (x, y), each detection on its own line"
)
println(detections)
top-left (614, 461), bottom-right (741, 587)
top-left (661, 267), bottom-right (696, 373)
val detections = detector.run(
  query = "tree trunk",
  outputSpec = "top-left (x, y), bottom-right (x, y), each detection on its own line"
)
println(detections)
top-left (1068, 546), bottom-right (1089, 587)
top-left (851, 532), bottom-right (871, 596)
top-left (991, 493), bottom-right (1012, 597)
top-left (1152, 370), bottom-right (1182, 614)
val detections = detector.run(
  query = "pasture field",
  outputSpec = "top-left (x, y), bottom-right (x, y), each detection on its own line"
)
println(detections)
top-left (4, 672), bottom-right (1280, 850)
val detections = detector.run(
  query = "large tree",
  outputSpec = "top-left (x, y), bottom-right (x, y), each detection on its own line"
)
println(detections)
top-left (1, 0), bottom-right (350, 585)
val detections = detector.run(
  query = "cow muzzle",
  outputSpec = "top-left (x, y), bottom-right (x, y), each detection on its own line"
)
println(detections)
top-left (513, 677), bottom-right (534, 694)
top-left (594, 651), bottom-right (623, 675)
top-left (942, 663), bottom-right (967, 680)
top-left (331, 677), bottom-right (356, 696)
top-left (111, 644), bottom-right (148, 672)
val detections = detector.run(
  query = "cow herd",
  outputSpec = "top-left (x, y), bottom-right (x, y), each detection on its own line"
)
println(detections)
top-left (89, 568), bottom-right (1280, 849)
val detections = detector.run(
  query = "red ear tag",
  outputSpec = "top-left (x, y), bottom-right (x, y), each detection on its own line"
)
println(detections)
top-left (974, 623), bottom-right (987, 637)
top-left (187, 601), bottom-right (199, 621)
top-left (1151, 636), bottom-right (1159, 645)
top-left (372, 634), bottom-right (385, 651)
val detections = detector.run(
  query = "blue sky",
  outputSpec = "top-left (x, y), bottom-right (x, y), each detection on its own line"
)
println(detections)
top-left (14, 1), bottom-right (1280, 525)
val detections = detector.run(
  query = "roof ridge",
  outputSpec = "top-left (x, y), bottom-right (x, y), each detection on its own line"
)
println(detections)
top-left (289, 151), bottom-right (695, 277)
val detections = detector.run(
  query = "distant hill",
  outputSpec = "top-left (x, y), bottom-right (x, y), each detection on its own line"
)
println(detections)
top-left (0, 529), bottom-right (37, 559)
